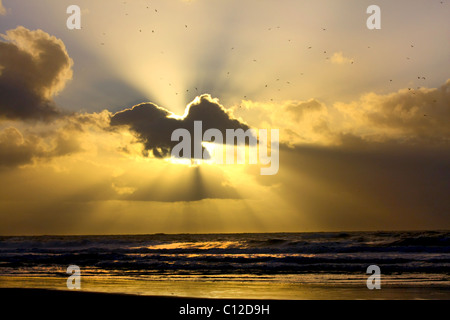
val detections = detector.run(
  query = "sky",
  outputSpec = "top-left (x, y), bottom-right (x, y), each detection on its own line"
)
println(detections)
top-left (0, 0), bottom-right (449, 235)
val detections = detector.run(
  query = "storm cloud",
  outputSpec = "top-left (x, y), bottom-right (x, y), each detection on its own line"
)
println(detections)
top-left (110, 94), bottom-right (250, 158)
top-left (0, 27), bottom-right (73, 121)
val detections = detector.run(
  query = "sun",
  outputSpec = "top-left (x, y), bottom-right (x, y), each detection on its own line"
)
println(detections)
top-left (165, 141), bottom-right (220, 166)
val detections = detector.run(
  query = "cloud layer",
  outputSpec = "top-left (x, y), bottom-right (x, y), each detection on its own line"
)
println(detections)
top-left (0, 125), bottom-right (81, 168)
top-left (233, 80), bottom-right (450, 148)
top-left (0, 27), bottom-right (73, 121)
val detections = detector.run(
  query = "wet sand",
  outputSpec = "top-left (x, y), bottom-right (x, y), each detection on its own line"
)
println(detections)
top-left (1, 275), bottom-right (449, 300)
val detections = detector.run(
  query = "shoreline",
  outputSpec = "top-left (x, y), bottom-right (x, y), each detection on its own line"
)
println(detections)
top-left (1, 282), bottom-right (449, 300)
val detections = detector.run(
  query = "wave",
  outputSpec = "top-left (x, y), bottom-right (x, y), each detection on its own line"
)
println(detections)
top-left (1, 231), bottom-right (449, 276)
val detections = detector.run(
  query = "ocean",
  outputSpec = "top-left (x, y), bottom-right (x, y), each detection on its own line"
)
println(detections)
top-left (1, 231), bottom-right (449, 299)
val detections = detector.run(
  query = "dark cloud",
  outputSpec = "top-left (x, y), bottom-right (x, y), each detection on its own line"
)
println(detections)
top-left (0, 126), bottom-right (80, 168)
top-left (0, 127), bottom-right (39, 167)
top-left (0, 27), bottom-right (73, 121)
top-left (110, 94), bottom-right (250, 158)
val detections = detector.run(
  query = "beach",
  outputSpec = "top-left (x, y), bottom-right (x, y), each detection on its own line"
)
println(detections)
top-left (1, 275), bottom-right (449, 300)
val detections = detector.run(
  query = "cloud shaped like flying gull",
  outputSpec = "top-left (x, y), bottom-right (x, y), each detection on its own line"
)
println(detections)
top-left (0, 27), bottom-right (73, 121)
top-left (110, 94), bottom-right (250, 158)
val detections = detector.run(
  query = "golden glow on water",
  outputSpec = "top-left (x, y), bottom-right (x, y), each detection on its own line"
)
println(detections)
top-left (144, 241), bottom-right (243, 250)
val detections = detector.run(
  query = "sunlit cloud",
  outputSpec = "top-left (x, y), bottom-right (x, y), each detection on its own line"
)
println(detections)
top-left (232, 79), bottom-right (450, 148)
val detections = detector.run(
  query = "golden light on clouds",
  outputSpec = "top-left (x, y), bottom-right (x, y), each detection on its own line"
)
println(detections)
top-left (0, 1), bottom-right (449, 235)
